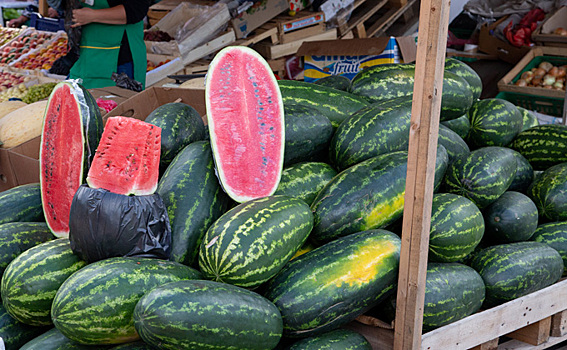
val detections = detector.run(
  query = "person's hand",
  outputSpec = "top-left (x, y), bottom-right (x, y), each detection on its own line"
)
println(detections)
top-left (7, 17), bottom-right (26, 28)
top-left (48, 7), bottom-right (59, 18)
top-left (71, 8), bottom-right (97, 27)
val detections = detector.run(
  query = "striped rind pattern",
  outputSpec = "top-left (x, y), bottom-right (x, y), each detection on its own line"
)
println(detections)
top-left (443, 146), bottom-right (517, 208)
top-left (0, 304), bottom-right (49, 350)
top-left (509, 150), bottom-right (534, 193)
top-left (531, 221), bottom-right (567, 270)
top-left (330, 97), bottom-right (413, 170)
top-left (1, 239), bottom-right (86, 326)
top-left (278, 80), bottom-right (368, 128)
top-left (438, 124), bottom-right (470, 164)
top-left (467, 98), bottom-right (523, 148)
top-left (157, 141), bottom-right (230, 266)
top-left (0, 183), bottom-right (44, 225)
top-left (265, 229), bottom-right (401, 337)
top-left (444, 58), bottom-right (483, 100)
top-left (527, 162), bottom-right (567, 221)
top-left (429, 193), bottom-right (485, 262)
top-left (19, 328), bottom-right (97, 350)
top-left (313, 75), bottom-right (351, 91)
top-left (198, 195), bottom-right (313, 288)
top-left (469, 241), bottom-right (563, 307)
top-left (51, 257), bottom-right (202, 345)
top-left (482, 191), bottom-right (538, 243)
top-left (441, 115), bottom-right (471, 140)
top-left (288, 329), bottom-right (372, 349)
top-left (510, 124), bottom-right (567, 170)
top-left (283, 103), bottom-right (334, 166)
top-left (109, 341), bottom-right (154, 350)
top-left (423, 263), bottom-right (485, 330)
top-left (518, 107), bottom-right (539, 132)
top-left (274, 162), bottom-right (337, 206)
top-left (133, 279), bottom-right (283, 350)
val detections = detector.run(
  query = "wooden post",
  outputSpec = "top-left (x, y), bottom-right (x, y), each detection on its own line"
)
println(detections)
top-left (392, 0), bottom-right (451, 349)
top-left (38, 0), bottom-right (49, 16)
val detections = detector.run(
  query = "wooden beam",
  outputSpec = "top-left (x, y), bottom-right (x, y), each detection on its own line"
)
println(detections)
top-left (506, 317), bottom-right (551, 346)
top-left (392, 0), bottom-right (451, 349)
top-left (38, 0), bottom-right (49, 16)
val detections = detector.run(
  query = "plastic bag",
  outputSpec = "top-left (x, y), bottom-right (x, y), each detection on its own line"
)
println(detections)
top-left (69, 185), bottom-right (172, 263)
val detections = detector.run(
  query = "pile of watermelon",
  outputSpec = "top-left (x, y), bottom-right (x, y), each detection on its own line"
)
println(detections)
top-left (1, 45), bottom-right (567, 349)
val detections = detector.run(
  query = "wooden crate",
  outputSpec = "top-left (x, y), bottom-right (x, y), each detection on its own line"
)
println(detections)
top-left (271, 11), bottom-right (326, 44)
top-left (254, 28), bottom-right (338, 60)
top-left (233, 25), bottom-right (280, 47)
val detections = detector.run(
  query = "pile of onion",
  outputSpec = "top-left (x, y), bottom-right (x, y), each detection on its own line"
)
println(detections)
top-left (514, 61), bottom-right (566, 90)
top-left (553, 27), bottom-right (567, 36)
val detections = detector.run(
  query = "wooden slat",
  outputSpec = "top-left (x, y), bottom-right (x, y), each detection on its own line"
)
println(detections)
top-left (181, 29), bottom-right (235, 66)
top-left (253, 28), bottom-right (337, 60)
top-left (552, 310), bottom-right (567, 337)
top-left (337, 0), bottom-right (389, 37)
top-left (38, 0), bottom-right (49, 16)
top-left (471, 339), bottom-right (499, 350)
top-left (368, 0), bottom-right (418, 38)
top-left (506, 317), bottom-right (551, 346)
top-left (233, 26), bottom-right (279, 47)
top-left (392, 0), bottom-right (450, 348)
top-left (280, 23), bottom-right (326, 44)
top-left (497, 333), bottom-right (567, 350)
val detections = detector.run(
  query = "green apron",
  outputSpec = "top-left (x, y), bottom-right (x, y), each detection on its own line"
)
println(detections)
top-left (69, 0), bottom-right (146, 89)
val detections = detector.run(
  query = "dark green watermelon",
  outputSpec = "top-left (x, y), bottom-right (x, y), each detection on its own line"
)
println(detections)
top-left (19, 328), bottom-right (108, 350)
top-left (510, 124), bottom-right (567, 171)
top-left (444, 58), bottom-right (482, 100)
top-left (527, 162), bottom-right (567, 221)
top-left (466, 98), bottom-right (523, 148)
top-left (313, 75), bottom-right (351, 91)
top-left (0, 184), bottom-right (44, 224)
top-left (441, 115), bottom-right (471, 139)
top-left (482, 191), bottom-right (538, 243)
top-left (531, 221), bottom-right (567, 271)
top-left (509, 150), bottom-right (534, 193)
top-left (438, 124), bottom-right (470, 164)
top-left (0, 305), bottom-right (50, 350)
top-left (518, 107), bottom-right (539, 131)
top-left (274, 162), bottom-right (337, 206)
top-left (288, 329), bottom-right (371, 349)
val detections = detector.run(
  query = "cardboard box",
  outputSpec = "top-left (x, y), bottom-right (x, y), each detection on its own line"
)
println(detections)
top-left (532, 6), bottom-right (567, 48)
top-left (231, 0), bottom-right (289, 39)
top-left (478, 16), bottom-right (531, 64)
top-left (296, 36), bottom-right (417, 82)
top-left (146, 53), bottom-right (184, 88)
top-left (0, 138), bottom-right (40, 192)
top-left (88, 86), bottom-right (139, 113)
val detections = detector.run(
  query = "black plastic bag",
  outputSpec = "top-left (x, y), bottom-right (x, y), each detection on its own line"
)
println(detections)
top-left (69, 184), bottom-right (171, 263)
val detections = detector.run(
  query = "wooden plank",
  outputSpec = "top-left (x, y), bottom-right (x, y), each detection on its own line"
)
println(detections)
top-left (471, 339), bottom-right (499, 350)
top-left (368, 0), bottom-right (418, 38)
top-left (507, 317), bottom-right (551, 346)
top-left (181, 29), bottom-right (235, 66)
top-left (280, 23), bottom-right (326, 44)
top-left (38, 0), bottom-right (48, 17)
top-left (420, 279), bottom-right (567, 350)
top-left (254, 28), bottom-right (337, 60)
top-left (392, 0), bottom-right (450, 349)
top-left (354, 23), bottom-right (367, 38)
top-left (337, 0), bottom-right (389, 37)
top-left (344, 321), bottom-right (395, 350)
top-left (551, 310), bottom-right (567, 337)
top-left (233, 25), bottom-right (279, 47)
top-left (497, 333), bottom-right (567, 350)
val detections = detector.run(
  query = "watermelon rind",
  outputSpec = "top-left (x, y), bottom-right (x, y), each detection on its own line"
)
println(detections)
top-left (0, 183), bottom-right (44, 225)
top-left (527, 162), bottom-right (567, 222)
top-left (274, 162), bottom-right (337, 206)
top-left (482, 191), bottom-right (538, 243)
top-left (19, 328), bottom-right (103, 350)
top-left (531, 221), bottom-right (567, 271)
top-left (0, 304), bottom-right (50, 350)
top-left (466, 98), bottom-right (523, 148)
top-left (288, 328), bottom-right (372, 349)
top-left (510, 124), bottom-right (567, 171)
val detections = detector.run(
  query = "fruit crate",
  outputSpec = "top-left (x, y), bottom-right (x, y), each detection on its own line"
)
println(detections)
top-left (495, 91), bottom-right (564, 118)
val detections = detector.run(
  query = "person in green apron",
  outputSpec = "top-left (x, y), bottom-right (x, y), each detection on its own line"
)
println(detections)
top-left (69, 0), bottom-right (150, 89)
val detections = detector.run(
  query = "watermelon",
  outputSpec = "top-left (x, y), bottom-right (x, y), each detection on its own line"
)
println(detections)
top-left (509, 150), bottom-right (534, 193)
top-left (157, 141), bottom-right (230, 266)
top-left (19, 328), bottom-right (107, 350)
top-left (278, 80), bottom-right (368, 128)
top-left (428, 193), bottom-right (485, 263)
top-left (527, 162), bottom-right (567, 221)
top-left (466, 98), bottom-right (523, 148)
top-left (274, 162), bottom-right (337, 206)
top-left (40, 81), bottom-right (103, 238)
top-left (1, 239), bottom-right (86, 326)
top-left (0, 305), bottom-right (49, 350)
top-left (330, 96), bottom-right (413, 170)
top-left (86, 116), bottom-right (161, 196)
top-left (482, 191), bottom-right (538, 243)
top-left (443, 146), bottom-right (517, 208)
top-left (510, 124), bottom-right (567, 170)
top-left (283, 104), bottom-right (333, 166)
top-left (206, 46), bottom-right (285, 203)
top-left (444, 58), bottom-right (482, 100)
top-left (0, 183), bottom-right (44, 224)
top-left (441, 115), bottom-right (471, 139)
top-left (199, 195), bottom-right (313, 288)
top-left (109, 342), bottom-right (154, 350)
top-left (518, 107), bottom-right (539, 131)
top-left (288, 329), bottom-right (372, 349)
top-left (437, 124), bottom-right (470, 164)
top-left (145, 102), bottom-right (206, 171)
top-left (51, 257), bottom-right (202, 345)
top-left (313, 75), bottom-right (351, 91)
top-left (469, 241), bottom-right (563, 307)
top-left (0, 222), bottom-right (53, 279)
top-left (134, 280), bottom-right (283, 350)
top-left (531, 221), bottom-right (567, 270)
top-left (422, 263), bottom-right (485, 330)
top-left (265, 229), bottom-right (401, 337)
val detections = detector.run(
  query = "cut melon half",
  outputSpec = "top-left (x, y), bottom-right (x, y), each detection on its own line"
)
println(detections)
top-left (205, 46), bottom-right (285, 203)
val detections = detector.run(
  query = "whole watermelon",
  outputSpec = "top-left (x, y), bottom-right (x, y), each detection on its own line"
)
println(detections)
top-left (527, 162), bottom-right (567, 221)
top-left (466, 98), bottom-right (523, 148)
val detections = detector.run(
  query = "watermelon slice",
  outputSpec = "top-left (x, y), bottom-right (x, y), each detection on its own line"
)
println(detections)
top-left (86, 116), bottom-right (161, 196)
top-left (205, 46), bottom-right (285, 203)
top-left (40, 81), bottom-right (104, 238)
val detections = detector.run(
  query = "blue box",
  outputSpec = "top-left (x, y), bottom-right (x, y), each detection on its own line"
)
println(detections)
top-left (30, 14), bottom-right (65, 32)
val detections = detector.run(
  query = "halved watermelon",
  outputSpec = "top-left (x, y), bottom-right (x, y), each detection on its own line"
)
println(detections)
top-left (40, 81), bottom-right (103, 238)
top-left (86, 116), bottom-right (161, 196)
top-left (205, 46), bottom-right (285, 203)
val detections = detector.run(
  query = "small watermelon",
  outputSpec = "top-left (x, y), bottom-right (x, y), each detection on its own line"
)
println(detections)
top-left (205, 46), bottom-right (285, 203)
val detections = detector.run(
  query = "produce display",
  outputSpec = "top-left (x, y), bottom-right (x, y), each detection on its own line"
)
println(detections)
top-left (0, 28), bottom-right (21, 47)
top-left (143, 30), bottom-right (174, 42)
top-left (21, 82), bottom-right (57, 104)
top-left (514, 61), bottom-right (566, 91)
top-left (0, 71), bottom-right (30, 91)
top-left (0, 30), bottom-right (55, 66)
top-left (3, 48), bottom-right (567, 349)
top-left (11, 37), bottom-right (68, 71)
top-left (146, 58), bottom-right (172, 72)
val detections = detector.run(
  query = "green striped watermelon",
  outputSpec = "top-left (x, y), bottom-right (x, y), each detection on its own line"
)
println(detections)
top-left (428, 193), bottom-right (485, 263)
top-left (466, 98), bottom-right (523, 148)
top-left (19, 328), bottom-right (106, 350)
top-left (278, 80), bottom-right (369, 128)
top-left (441, 115), bottom-right (471, 139)
top-left (156, 141), bottom-right (230, 266)
top-left (527, 162), bottom-right (567, 221)
top-left (145, 102), bottom-right (206, 171)
top-left (0, 183), bottom-right (44, 224)
top-left (265, 229), bottom-right (401, 337)
top-left (1, 239), bottom-right (86, 326)
top-left (444, 58), bottom-right (482, 100)
top-left (483, 191), bottom-right (538, 243)
top-left (274, 162), bottom-right (337, 206)
top-left (109, 341), bottom-right (154, 350)
top-left (531, 221), bottom-right (567, 270)
top-left (329, 96), bottom-right (413, 170)
top-left (510, 124), bottom-right (567, 170)
top-left (313, 75), bottom-right (351, 90)
top-left (51, 257), bottom-right (202, 345)
top-left (469, 241), bottom-right (563, 307)
top-left (438, 124), bottom-right (470, 164)
top-left (0, 305), bottom-right (49, 350)
top-left (199, 195), bottom-right (313, 288)
top-left (518, 107), bottom-right (539, 131)
top-left (0, 222), bottom-right (53, 279)
top-left (288, 329), bottom-right (372, 349)
top-left (134, 280), bottom-right (283, 349)
top-left (443, 146), bottom-right (517, 208)
top-left (509, 150), bottom-right (534, 193)
top-left (283, 104), bottom-right (334, 166)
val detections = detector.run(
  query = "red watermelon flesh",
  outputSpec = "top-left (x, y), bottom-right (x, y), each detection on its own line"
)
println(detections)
top-left (205, 46), bottom-right (285, 203)
top-left (86, 116), bottom-right (161, 196)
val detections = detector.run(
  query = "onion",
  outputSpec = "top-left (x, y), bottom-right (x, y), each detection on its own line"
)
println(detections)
top-left (534, 67), bottom-right (547, 77)
top-left (539, 61), bottom-right (554, 72)
top-left (554, 27), bottom-right (567, 36)
top-left (548, 66), bottom-right (559, 77)
top-left (532, 77), bottom-right (543, 86)
top-left (543, 74), bottom-right (556, 86)
top-left (553, 81), bottom-right (564, 90)
top-left (515, 79), bottom-right (528, 87)
top-left (521, 71), bottom-right (534, 83)
top-left (557, 66), bottom-right (566, 78)
top-left (543, 85), bottom-right (553, 89)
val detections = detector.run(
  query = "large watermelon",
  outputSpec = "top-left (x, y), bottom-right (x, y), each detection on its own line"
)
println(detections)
top-left (527, 162), bottom-right (567, 221)
top-left (518, 107), bottom-right (539, 131)
top-left (437, 124), bottom-right (470, 164)
top-left (313, 75), bottom-right (351, 91)
top-left (274, 162), bottom-right (337, 206)
top-left (0, 305), bottom-right (50, 350)
top-left (40, 81), bottom-right (103, 238)
top-left (444, 58), bottom-right (482, 100)
top-left (441, 115), bottom-right (471, 140)
top-left (19, 328), bottom-right (104, 350)
top-left (510, 124), bottom-right (567, 170)
top-left (288, 329), bottom-right (372, 349)
top-left (482, 191), bottom-right (538, 243)
top-left (531, 221), bottom-right (567, 270)
top-left (466, 98), bottom-right (523, 148)
top-left (0, 183), bottom-right (44, 224)
top-left (205, 46), bottom-right (285, 203)
top-left (509, 150), bottom-right (534, 193)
